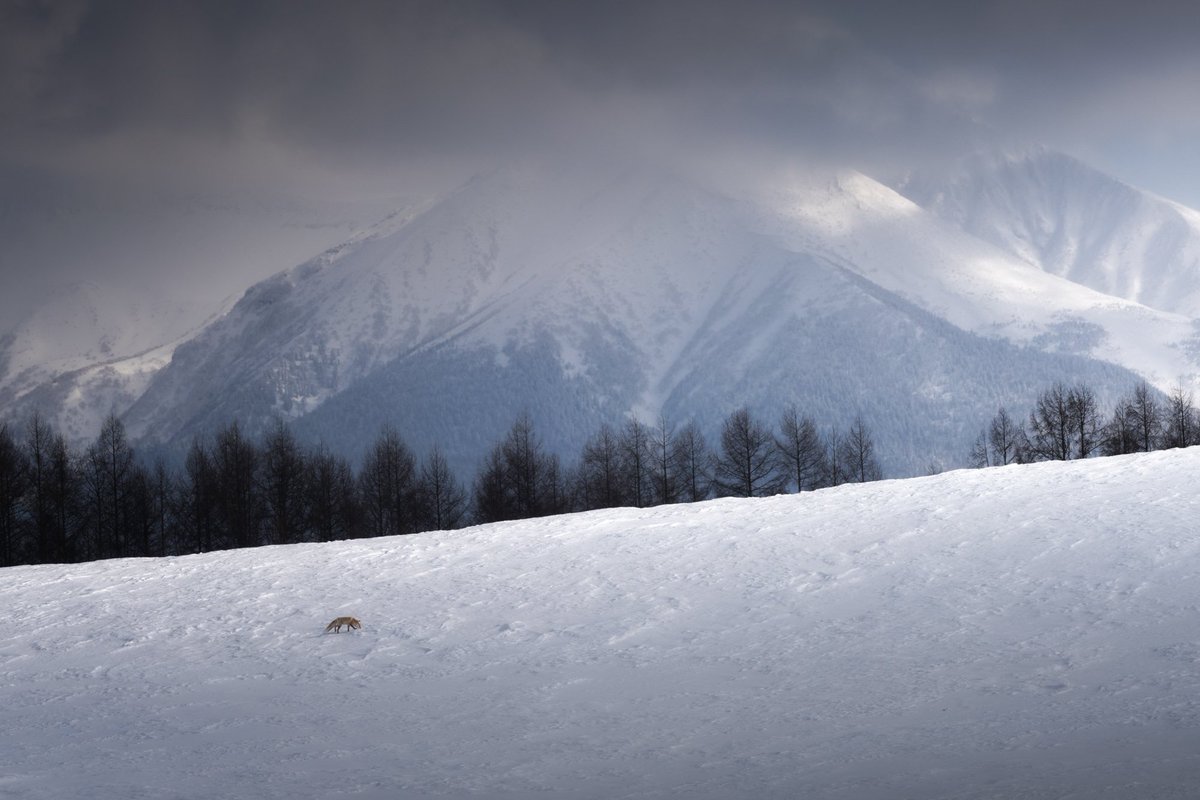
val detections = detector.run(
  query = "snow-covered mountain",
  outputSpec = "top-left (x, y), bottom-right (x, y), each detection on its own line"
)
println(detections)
top-left (0, 283), bottom-right (206, 443)
top-left (8, 153), bottom-right (1200, 475)
top-left (4, 449), bottom-right (1200, 798)
top-left (116, 159), bottom-right (1191, 476)
top-left (0, 170), bottom-right (412, 443)
top-left (899, 147), bottom-right (1200, 318)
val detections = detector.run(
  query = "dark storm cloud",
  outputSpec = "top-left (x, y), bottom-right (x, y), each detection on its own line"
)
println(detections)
top-left (4, 0), bottom-right (1195, 176)
top-left (5, 0), bottom-right (1200, 335)
top-left (0, 0), bottom-right (976, 177)
top-left (3, 0), bottom-right (1200, 204)
top-left (4, 1), bottom-right (599, 169)
top-left (827, 0), bottom-right (1200, 159)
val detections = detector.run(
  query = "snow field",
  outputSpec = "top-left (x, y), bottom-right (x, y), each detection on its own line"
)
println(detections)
top-left (2, 449), bottom-right (1200, 798)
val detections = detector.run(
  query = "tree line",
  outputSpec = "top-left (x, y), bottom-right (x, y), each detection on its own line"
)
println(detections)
top-left (969, 380), bottom-right (1200, 467)
top-left (0, 405), bottom-right (882, 567)
top-left (469, 408), bottom-right (881, 525)
top-left (3, 376), bottom-right (1196, 569)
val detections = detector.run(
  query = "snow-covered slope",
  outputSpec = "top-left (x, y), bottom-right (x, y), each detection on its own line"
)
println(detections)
top-left (3, 450), bottom-right (1200, 799)
top-left (0, 283), bottom-right (212, 442)
top-left (760, 170), bottom-right (1198, 391)
top-left (9, 154), bottom-right (1200, 474)
top-left (0, 165), bottom-right (413, 442)
top-left (120, 160), bottom-right (1192, 476)
top-left (900, 148), bottom-right (1200, 318)
top-left (0, 282), bottom-right (184, 384)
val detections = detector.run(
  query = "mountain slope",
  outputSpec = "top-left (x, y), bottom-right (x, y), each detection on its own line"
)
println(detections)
top-left (4, 450), bottom-right (1200, 798)
top-left (0, 283), bottom-right (214, 443)
top-left (899, 148), bottom-right (1200, 318)
top-left (761, 170), bottom-right (1198, 390)
top-left (8, 154), bottom-right (1200, 475)
top-left (123, 161), bottom-right (1194, 476)
top-left (0, 166), bottom-right (413, 443)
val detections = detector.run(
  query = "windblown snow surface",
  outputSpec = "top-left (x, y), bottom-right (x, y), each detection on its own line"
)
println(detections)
top-left (4, 450), bottom-right (1200, 799)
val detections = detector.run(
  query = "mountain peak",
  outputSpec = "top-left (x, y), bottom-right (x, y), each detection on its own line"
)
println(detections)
top-left (898, 146), bottom-right (1200, 317)
top-left (7, 152), bottom-right (1199, 477)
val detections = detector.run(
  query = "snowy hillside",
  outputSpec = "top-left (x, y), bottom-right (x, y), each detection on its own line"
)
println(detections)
top-left (8, 152), bottom-right (1200, 475)
top-left (3, 450), bottom-right (1200, 799)
top-left (0, 167), bottom-right (411, 443)
top-left (119, 159), bottom-right (1189, 477)
top-left (0, 283), bottom-right (225, 444)
top-left (759, 169), bottom-right (1198, 392)
top-left (0, 282), bottom-right (186, 384)
top-left (900, 148), bottom-right (1200, 317)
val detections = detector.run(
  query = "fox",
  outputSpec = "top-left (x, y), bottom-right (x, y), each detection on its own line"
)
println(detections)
top-left (324, 616), bottom-right (362, 633)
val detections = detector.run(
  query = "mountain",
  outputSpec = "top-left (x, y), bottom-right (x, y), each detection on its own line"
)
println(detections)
top-left (115, 159), bottom-right (1193, 477)
top-left (0, 168), bottom-right (413, 444)
top-left (0, 282), bottom-right (205, 443)
top-left (5, 449), bottom-right (1200, 798)
top-left (6, 152), bottom-right (1199, 476)
top-left (899, 147), bottom-right (1200, 318)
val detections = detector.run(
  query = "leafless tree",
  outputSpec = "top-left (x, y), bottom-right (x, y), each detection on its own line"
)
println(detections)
top-left (1067, 383), bottom-right (1103, 459)
top-left (24, 413), bottom-right (55, 561)
top-left (83, 413), bottom-right (135, 558)
top-left (824, 428), bottom-right (846, 486)
top-left (472, 414), bottom-right (558, 522)
top-left (126, 458), bottom-right (171, 557)
top-left (968, 429), bottom-right (990, 468)
top-left (306, 446), bottom-right (359, 542)
top-left (0, 422), bottom-right (27, 567)
top-left (501, 412), bottom-right (548, 518)
top-left (415, 445), bottom-right (466, 531)
top-left (618, 417), bottom-right (650, 508)
top-left (715, 407), bottom-right (784, 497)
top-left (178, 436), bottom-right (217, 553)
top-left (260, 419), bottom-right (306, 544)
top-left (838, 415), bottom-right (883, 483)
top-left (1164, 381), bottom-right (1199, 448)
top-left (1102, 400), bottom-right (1139, 457)
top-left (213, 420), bottom-right (261, 549)
top-left (581, 423), bottom-right (623, 509)
top-left (775, 404), bottom-right (824, 491)
top-left (359, 425), bottom-right (417, 537)
top-left (1028, 382), bottom-right (1075, 461)
top-left (1126, 381), bottom-right (1164, 452)
top-left (648, 414), bottom-right (678, 506)
top-left (1027, 382), bottom-right (1103, 460)
top-left (671, 420), bottom-right (711, 503)
top-left (45, 433), bottom-right (78, 562)
top-left (472, 447), bottom-right (511, 523)
top-left (988, 406), bottom-right (1028, 466)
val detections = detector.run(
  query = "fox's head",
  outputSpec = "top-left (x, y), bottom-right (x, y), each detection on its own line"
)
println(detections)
top-left (349, 618), bottom-right (362, 629)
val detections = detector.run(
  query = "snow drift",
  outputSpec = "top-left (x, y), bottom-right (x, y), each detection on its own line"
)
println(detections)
top-left (3, 449), bottom-right (1200, 799)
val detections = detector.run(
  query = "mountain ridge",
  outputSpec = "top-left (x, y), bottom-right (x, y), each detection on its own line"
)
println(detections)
top-left (899, 148), bottom-right (1200, 317)
top-left (3, 151), bottom-right (1198, 476)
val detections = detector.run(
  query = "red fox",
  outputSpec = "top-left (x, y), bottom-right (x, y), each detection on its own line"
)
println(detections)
top-left (324, 616), bottom-right (362, 633)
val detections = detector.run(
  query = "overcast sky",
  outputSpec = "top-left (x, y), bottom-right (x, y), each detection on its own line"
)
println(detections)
top-left (3, 0), bottom-right (1200, 332)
